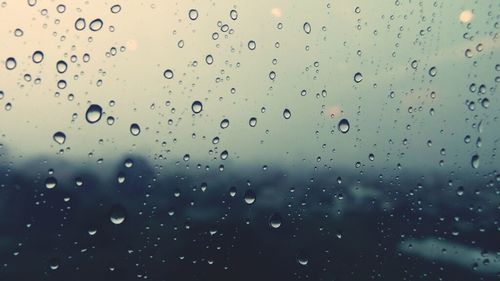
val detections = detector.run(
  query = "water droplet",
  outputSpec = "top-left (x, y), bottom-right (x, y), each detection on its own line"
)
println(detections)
top-left (338, 119), bottom-right (350, 133)
top-left (296, 251), bottom-right (309, 266)
top-left (283, 109), bottom-right (291, 119)
top-left (410, 60), bottom-right (418, 69)
top-left (188, 9), bottom-right (198, 20)
top-left (48, 258), bottom-right (60, 270)
top-left (249, 117), bottom-right (257, 127)
top-left (163, 69), bottom-right (174, 79)
top-left (229, 9), bottom-right (238, 20)
top-left (130, 123), bottom-right (141, 136)
top-left (5, 57), bottom-right (16, 70)
top-left (89, 19), bottom-right (103, 31)
top-left (56, 4), bottom-right (66, 13)
top-left (248, 40), bottom-right (256, 50)
top-left (229, 186), bottom-right (237, 197)
top-left (14, 28), bottom-right (24, 37)
top-left (471, 154), bottom-right (479, 169)
top-left (220, 119), bottom-right (230, 129)
top-left (303, 22), bottom-right (311, 34)
top-left (32, 50), bottom-right (44, 63)
top-left (110, 4), bottom-right (121, 13)
top-left (45, 177), bottom-right (57, 189)
top-left (191, 101), bottom-right (203, 113)
top-left (205, 54), bottom-right (214, 65)
top-left (109, 204), bottom-right (126, 225)
top-left (56, 60), bottom-right (68, 73)
top-left (53, 131), bottom-right (66, 145)
top-left (428, 66), bottom-right (437, 77)
top-left (85, 104), bottom-right (103, 124)
top-left (269, 213), bottom-right (282, 228)
top-left (354, 72), bottom-right (363, 83)
top-left (75, 18), bottom-right (86, 31)
top-left (244, 189), bottom-right (256, 205)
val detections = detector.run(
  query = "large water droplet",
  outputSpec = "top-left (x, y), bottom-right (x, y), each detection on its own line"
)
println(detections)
top-left (244, 189), bottom-right (256, 205)
top-left (130, 123), bottom-right (141, 136)
top-left (269, 213), bottom-right (282, 228)
top-left (163, 69), bottom-right (174, 79)
top-left (5, 57), bottom-right (16, 70)
top-left (75, 18), bottom-right (86, 31)
top-left (85, 104), bottom-right (103, 124)
top-left (45, 177), bottom-right (57, 189)
top-left (53, 131), bottom-right (66, 145)
top-left (109, 204), bottom-right (126, 225)
top-left (191, 101), bottom-right (203, 113)
top-left (229, 9), bottom-right (238, 20)
top-left (188, 9), bottom-right (198, 20)
top-left (32, 50), bottom-right (44, 63)
top-left (89, 19), bottom-right (103, 31)
top-left (56, 60), bottom-right (67, 73)
top-left (338, 119), bottom-right (350, 133)
top-left (248, 40), bottom-right (256, 50)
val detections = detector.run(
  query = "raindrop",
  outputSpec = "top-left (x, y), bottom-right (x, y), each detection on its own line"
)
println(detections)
top-left (296, 251), bottom-right (309, 266)
top-left (230, 9), bottom-right (238, 20)
top-left (163, 69), bottom-right (174, 79)
top-left (32, 51), bottom-right (44, 63)
top-left (220, 119), bottom-right (230, 129)
top-left (85, 104), bottom-right (103, 124)
top-left (188, 9), bottom-right (198, 20)
top-left (45, 177), bottom-right (57, 189)
top-left (89, 19), bottom-right (103, 31)
top-left (56, 60), bottom-right (68, 73)
top-left (244, 189), bottom-right (256, 205)
top-left (110, 4), bottom-right (121, 13)
top-left (48, 258), bottom-right (60, 270)
top-left (283, 109), bottom-right (291, 119)
top-left (248, 40), bottom-right (256, 50)
top-left (229, 186), bottom-right (237, 197)
top-left (269, 213), bottom-right (282, 228)
top-left (53, 131), bottom-right (66, 145)
top-left (205, 54), bottom-right (214, 65)
top-left (249, 117), bottom-right (257, 127)
top-left (303, 22), bottom-right (311, 34)
top-left (130, 123), bottom-right (141, 136)
top-left (354, 72), bottom-right (363, 83)
top-left (75, 18), bottom-right (86, 31)
top-left (410, 60), bottom-right (418, 69)
top-left (5, 57), bottom-right (16, 70)
top-left (471, 154), bottom-right (479, 169)
top-left (338, 119), bottom-right (350, 133)
top-left (191, 101), bottom-right (203, 113)
top-left (428, 66), bottom-right (437, 77)
top-left (109, 204), bottom-right (126, 225)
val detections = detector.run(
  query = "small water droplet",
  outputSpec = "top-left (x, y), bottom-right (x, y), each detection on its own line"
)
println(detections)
top-left (249, 117), bottom-right (257, 127)
top-left (354, 72), bottom-right (363, 83)
top-left (283, 109), bottom-right (291, 119)
top-left (56, 60), bottom-right (68, 73)
top-left (45, 177), bottom-right (57, 189)
top-left (303, 22), bottom-right (311, 34)
top-left (220, 119), bottom-right (230, 129)
top-left (428, 66), bottom-right (437, 77)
